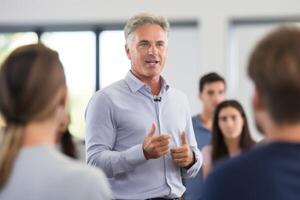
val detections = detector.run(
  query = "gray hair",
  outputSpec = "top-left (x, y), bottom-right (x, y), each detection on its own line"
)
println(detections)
top-left (124, 12), bottom-right (170, 44)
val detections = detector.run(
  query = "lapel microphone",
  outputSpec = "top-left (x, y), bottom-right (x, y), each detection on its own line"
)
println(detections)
top-left (153, 96), bottom-right (162, 102)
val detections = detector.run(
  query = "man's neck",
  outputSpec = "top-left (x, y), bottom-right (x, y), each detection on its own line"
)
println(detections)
top-left (131, 70), bottom-right (161, 95)
top-left (146, 78), bottom-right (161, 95)
top-left (265, 123), bottom-right (300, 143)
top-left (200, 110), bottom-right (213, 131)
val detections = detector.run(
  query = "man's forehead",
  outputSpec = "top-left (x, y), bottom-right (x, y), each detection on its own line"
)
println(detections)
top-left (203, 81), bottom-right (225, 90)
top-left (133, 25), bottom-right (167, 38)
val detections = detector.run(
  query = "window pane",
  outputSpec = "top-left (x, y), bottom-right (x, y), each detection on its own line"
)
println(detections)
top-left (41, 32), bottom-right (95, 139)
top-left (162, 26), bottom-right (200, 114)
top-left (100, 31), bottom-right (130, 88)
top-left (0, 32), bottom-right (38, 64)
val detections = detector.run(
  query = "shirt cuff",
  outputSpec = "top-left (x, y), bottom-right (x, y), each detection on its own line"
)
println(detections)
top-left (124, 144), bottom-right (147, 167)
top-left (182, 149), bottom-right (203, 178)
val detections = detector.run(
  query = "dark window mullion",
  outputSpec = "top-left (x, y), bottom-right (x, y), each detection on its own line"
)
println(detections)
top-left (95, 29), bottom-right (102, 91)
top-left (35, 29), bottom-right (43, 42)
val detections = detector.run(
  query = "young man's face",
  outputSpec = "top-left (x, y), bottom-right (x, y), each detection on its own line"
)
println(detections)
top-left (200, 81), bottom-right (226, 113)
top-left (125, 24), bottom-right (168, 81)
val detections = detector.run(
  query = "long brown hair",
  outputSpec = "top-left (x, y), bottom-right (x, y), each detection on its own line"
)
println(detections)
top-left (211, 100), bottom-right (255, 165)
top-left (0, 43), bottom-right (66, 188)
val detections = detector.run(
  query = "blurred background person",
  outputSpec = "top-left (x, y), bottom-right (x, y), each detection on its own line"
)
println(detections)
top-left (0, 44), bottom-right (111, 200)
top-left (203, 26), bottom-right (300, 200)
top-left (202, 100), bottom-right (256, 178)
top-left (183, 72), bottom-right (226, 200)
top-left (56, 113), bottom-right (85, 161)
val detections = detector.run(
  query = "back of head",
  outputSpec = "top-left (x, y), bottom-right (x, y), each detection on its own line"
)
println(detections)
top-left (248, 26), bottom-right (300, 124)
top-left (124, 12), bottom-right (170, 45)
top-left (0, 43), bottom-right (66, 188)
top-left (199, 72), bottom-right (225, 92)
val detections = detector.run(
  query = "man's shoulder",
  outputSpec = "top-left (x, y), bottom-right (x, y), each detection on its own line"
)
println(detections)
top-left (204, 142), bottom-right (300, 199)
top-left (167, 87), bottom-right (187, 100)
top-left (192, 114), bottom-right (199, 121)
top-left (89, 80), bottom-right (128, 103)
top-left (206, 143), bottom-right (285, 188)
top-left (215, 142), bottom-right (300, 172)
top-left (213, 144), bottom-right (270, 173)
top-left (202, 145), bottom-right (270, 199)
top-left (192, 114), bottom-right (202, 127)
top-left (99, 79), bottom-right (128, 95)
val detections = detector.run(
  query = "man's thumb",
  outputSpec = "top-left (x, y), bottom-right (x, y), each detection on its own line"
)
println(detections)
top-left (181, 131), bottom-right (188, 145)
top-left (147, 122), bottom-right (156, 137)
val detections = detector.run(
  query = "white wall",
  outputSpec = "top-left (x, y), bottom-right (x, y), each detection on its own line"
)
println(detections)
top-left (1, 0), bottom-right (300, 138)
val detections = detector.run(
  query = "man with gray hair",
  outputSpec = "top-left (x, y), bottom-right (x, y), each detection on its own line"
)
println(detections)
top-left (86, 12), bottom-right (202, 200)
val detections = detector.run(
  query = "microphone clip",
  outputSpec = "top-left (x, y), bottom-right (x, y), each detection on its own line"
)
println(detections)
top-left (153, 96), bottom-right (162, 102)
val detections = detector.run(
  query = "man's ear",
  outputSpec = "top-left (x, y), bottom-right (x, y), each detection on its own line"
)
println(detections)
top-left (252, 87), bottom-right (271, 135)
top-left (253, 87), bottom-right (264, 112)
top-left (198, 92), bottom-right (203, 101)
top-left (125, 44), bottom-right (131, 60)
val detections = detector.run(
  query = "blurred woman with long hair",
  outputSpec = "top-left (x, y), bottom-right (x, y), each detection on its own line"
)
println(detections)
top-left (202, 100), bottom-right (256, 178)
top-left (0, 44), bottom-right (111, 200)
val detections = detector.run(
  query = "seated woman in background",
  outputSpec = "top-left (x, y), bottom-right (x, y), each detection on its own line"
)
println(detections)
top-left (56, 114), bottom-right (85, 161)
top-left (0, 44), bottom-right (111, 200)
top-left (202, 100), bottom-right (256, 178)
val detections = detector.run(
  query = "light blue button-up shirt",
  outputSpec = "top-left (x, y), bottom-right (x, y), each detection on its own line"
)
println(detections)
top-left (86, 71), bottom-right (202, 200)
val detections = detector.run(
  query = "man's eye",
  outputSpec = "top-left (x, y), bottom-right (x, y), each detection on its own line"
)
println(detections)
top-left (140, 43), bottom-right (148, 47)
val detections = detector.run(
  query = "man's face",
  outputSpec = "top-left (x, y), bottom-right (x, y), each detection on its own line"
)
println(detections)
top-left (200, 81), bottom-right (226, 113)
top-left (125, 24), bottom-right (168, 81)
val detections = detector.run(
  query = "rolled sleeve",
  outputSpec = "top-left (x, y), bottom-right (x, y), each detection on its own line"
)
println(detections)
top-left (182, 148), bottom-right (203, 178)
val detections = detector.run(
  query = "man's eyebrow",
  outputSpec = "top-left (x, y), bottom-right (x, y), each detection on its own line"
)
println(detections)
top-left (139, 40), bottom-right (149, 43)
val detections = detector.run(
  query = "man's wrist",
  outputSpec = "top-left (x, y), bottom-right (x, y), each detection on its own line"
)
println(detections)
top-left (143, 146), bottom-right (150, 160)
top-left (184, 151), bottom-right (196, 169)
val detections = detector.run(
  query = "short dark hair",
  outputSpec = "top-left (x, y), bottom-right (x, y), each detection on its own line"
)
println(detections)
top-left (199, 72), bottom-right (225, 92)
top-left (248, 26), bottom-right (300, 124)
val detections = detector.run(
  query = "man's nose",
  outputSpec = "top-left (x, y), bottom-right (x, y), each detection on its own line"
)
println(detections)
top-left (148, 44), bottom-right (158, 54)
top-left (214, 96), bottom-right (224, 105)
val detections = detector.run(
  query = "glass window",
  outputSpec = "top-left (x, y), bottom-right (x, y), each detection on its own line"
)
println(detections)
top-left (41, 32), bottom-right (95, 139)
top-left (0, 32), bottom-right (38, 64)
top-left (99, 31), bottom-right (130, 88)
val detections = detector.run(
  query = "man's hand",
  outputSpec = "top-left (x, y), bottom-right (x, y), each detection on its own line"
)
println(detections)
top-left (171, 131), bottom-right (195, 168)
top-left (143, 123), bottom-right (170, 160)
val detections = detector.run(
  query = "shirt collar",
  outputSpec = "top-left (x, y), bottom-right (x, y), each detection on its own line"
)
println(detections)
top-left (125, 70), bottom-right (170, 93)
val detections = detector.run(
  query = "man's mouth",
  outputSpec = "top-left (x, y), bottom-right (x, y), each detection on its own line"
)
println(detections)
top-left (145, 60), bottom-right (159, 64)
